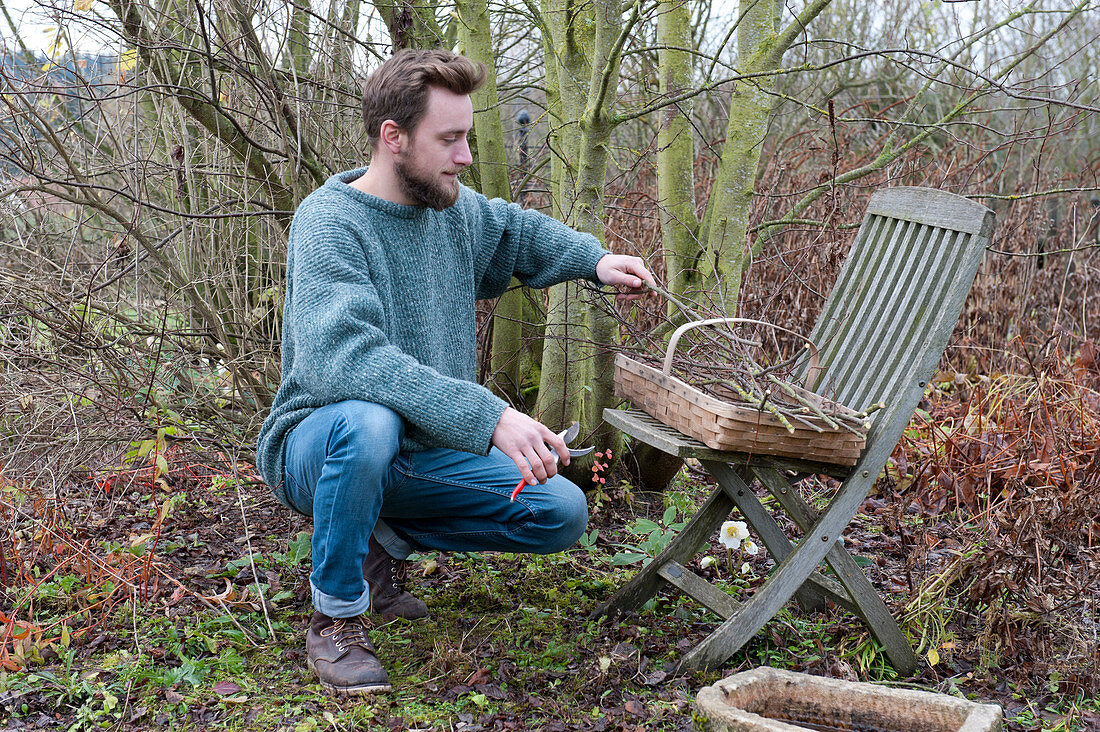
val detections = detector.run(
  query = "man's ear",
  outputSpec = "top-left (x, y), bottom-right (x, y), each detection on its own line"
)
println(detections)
top-left (379, 120), bottom-right (404, 155)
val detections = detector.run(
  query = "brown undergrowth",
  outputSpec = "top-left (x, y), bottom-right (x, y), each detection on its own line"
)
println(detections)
top-left (887, 334), bottom-right (1100, 697)
top-left (0, 446), bottom-right (276, 674)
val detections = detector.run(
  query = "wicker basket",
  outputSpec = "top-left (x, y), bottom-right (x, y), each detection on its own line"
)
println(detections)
top-left (614, 319), bottom-right (867, 466)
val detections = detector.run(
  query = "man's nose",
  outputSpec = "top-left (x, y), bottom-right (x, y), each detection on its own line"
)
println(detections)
top-left (455, 138), bottom-right (473, 167)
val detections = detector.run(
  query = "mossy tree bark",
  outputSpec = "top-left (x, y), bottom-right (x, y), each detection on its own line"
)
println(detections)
top-left (697, 0), bottom-right (833, 314)
top-left (624, 0), bottom-right (699, 490)
top-left (534, 0), bottom-right (637, 470)
top-left (284, 0), bottom-right (311, 74)
top-left (376, 0), bottom-right (445, 50)
top-left (657, 0), bottom-right (702, 312)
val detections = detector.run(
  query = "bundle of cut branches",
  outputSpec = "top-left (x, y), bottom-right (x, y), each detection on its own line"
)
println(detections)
top-left (633, 287), bottom-right (882, 436)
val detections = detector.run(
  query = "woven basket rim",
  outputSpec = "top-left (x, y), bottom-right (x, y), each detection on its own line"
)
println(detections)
top-left (613, 354), bottom-right (866, 465)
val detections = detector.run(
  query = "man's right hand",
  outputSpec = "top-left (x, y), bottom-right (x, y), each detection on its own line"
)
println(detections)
top-left (491, 407), bottom-right (570, 487)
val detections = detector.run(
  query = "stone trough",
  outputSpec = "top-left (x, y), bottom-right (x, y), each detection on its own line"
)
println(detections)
top-left (695, 668), bottom-right (1003, 732)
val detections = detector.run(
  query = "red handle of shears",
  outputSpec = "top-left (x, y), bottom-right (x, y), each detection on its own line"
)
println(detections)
top-left (509, 478), bottom-right (527, 502)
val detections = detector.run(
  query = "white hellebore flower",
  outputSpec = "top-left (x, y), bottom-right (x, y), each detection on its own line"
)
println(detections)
top-left (742, 540), bottom-right (760, 556)
top-left (741, 562), bottom-right (752, 575)
top-left (700, 556), bottom-right (716, 569)
top-left (719, 520), bottom-right (749, 549)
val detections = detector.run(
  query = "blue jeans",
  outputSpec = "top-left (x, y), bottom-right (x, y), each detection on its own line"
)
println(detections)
top-left (282, 400), bottom-right (589, 617)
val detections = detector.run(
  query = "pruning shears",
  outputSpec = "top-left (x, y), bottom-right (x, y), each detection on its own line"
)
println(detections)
top-left (509, 422), bottom-right (594, 502)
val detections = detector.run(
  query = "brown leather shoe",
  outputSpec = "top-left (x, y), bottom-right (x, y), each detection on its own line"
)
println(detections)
top-left (364, 536), bottom-right (429, 620)
top-left (306, 612), bottom-right (391, 695)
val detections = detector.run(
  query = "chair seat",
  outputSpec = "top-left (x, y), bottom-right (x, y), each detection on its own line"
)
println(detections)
top-left (603, 408), bottom-right (854, 478)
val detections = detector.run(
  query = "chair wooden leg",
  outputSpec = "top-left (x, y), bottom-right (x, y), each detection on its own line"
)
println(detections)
top-left (753, 467), bottom-right (918, 675)
top-left (701, 462), bottom-right (827, 613)
top-left (680, 464), bottom-right (880, 671)
top-left (589, 487), bottom-right (733, 619)
top-left (823, 541), bottom-right (918, 674)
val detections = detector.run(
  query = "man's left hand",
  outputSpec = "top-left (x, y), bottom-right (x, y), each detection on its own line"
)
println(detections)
top-left (595, 254), bottom-right (656, 299)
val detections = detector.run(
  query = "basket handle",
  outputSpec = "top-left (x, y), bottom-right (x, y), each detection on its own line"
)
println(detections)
top-left (663, 317), bottom-right (822, 392)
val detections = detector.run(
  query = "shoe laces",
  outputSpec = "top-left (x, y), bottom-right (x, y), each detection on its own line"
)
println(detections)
top-left (321, 617), bottom-right (373, 652)
top-left (387, 556), bottom-right (408, 594)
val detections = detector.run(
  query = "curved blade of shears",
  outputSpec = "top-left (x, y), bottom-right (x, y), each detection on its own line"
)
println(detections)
top-left (549, 422), bottom-right (582, 462)
top-left (557, 422), bottom-right (580, 444)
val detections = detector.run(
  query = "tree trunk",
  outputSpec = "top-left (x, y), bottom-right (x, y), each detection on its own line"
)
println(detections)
top-left (696, 0), bottom-right (782, 313)
top-left (375, 0), bottom-right (444, 50)
top-left (657, 0), bottom-right (701, 311)
top-left (698, 0), bottom-right (833, 314)
top-left (536, 0), bottom-right (628, 470)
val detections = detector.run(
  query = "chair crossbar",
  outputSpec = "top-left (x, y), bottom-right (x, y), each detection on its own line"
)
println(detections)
top-left (658, 562), bottom-right (741, 619)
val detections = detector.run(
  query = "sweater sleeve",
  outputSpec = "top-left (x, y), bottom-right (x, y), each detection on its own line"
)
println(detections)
top-left (288, 212), bottom-right (508, 455)
top-left (462, 190), bottom-right (609, 300)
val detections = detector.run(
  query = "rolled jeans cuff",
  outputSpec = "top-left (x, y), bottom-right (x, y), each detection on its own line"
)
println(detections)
top-left (373, 519), bottom-right (415, 560)
top-left (311, 580), bottom-right (372, 618)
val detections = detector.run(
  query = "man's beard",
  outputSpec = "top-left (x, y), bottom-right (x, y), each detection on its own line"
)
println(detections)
top-left (394, 155), bottom-right (460, 211)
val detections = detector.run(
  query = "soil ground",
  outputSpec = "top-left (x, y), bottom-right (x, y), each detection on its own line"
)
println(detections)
top-left (2, 386), bottom-right (1098, 730)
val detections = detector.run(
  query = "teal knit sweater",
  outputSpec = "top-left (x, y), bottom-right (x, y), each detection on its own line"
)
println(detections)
top-left (256, 168), bottom-right (608, 507)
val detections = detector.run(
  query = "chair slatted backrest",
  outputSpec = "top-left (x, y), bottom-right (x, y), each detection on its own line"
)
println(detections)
top-left (803, 187), bottom-right (995, 448)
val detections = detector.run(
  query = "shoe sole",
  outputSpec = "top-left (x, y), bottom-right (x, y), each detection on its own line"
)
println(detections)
top-left (308, 660), bottom-right (392, 696)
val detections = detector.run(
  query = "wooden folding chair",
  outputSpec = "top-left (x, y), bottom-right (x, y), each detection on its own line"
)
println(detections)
top-left (593, 187), bottom-right (996, 674)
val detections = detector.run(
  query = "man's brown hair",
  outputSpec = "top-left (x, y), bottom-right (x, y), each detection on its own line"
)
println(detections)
top-left (362, 49), bottom-right (487, 147)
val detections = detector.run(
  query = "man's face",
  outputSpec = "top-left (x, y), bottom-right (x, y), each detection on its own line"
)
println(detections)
top-left (394, 87), bottom-right (474, 210)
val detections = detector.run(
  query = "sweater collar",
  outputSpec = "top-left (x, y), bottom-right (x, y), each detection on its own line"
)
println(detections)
top-left (329, 167), bottom-right (428, 220)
